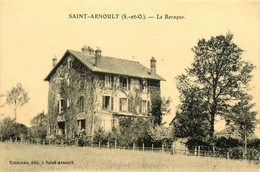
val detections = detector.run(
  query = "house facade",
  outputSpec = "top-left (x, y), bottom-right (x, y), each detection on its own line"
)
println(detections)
top-left (44, 46), bottom-right (165, 138)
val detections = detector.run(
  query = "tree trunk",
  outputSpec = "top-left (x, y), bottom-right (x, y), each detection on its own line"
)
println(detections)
top-left (244, 124), bottom-right (247, 159)
top-left (14, 108), bottom-right (17, 122)
top-left (91, 112), bottom-right (95, 142)
top-left (209, 111), bottom-right (215, 140)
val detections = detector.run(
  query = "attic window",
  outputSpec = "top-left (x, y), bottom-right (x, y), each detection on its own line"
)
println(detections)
top-left (142, 80), bottom-right (147, 93)
top-left (105, 75), bottom-right (112, 88)
top-left (120, 76), bottom-right (128, 90)
top-left (68, 59), bottom-right (72, 68)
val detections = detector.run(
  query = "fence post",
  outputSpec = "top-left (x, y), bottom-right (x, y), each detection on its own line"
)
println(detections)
top-left (10, 137), bottom-right (12, 143)
top-left (152, 144), bottom-right (154, 152)
top-left (198, 146), bottom-right (200, 156)
top-left (133, 143), bottom-right (135, 151)
top-left (107, 142), bottom-right (110, 149)
top-left (43, 140), bottom-right (45, 146)
top-left (227, 151), bottom-right (229, 159)
top-left (143, 143), bottom-right (144, 152)
top-left (162, 144), bottom-right (164, 153)
top-left (99, 141), bottom-right (101, 149)
top-left (213, 146), bottom-right (215, 157)
top-left (115, 141), bottom-right (117, 149)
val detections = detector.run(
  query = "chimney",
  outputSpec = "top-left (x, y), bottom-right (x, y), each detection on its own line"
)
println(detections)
top-left (52, 56), bottom-right (57, 67)
top-left (95, 48), bottom-right (102, 67)
top-left (82, 45), bottom-right (94, 55)
top-left (150, 57), bottom-right (157, 76)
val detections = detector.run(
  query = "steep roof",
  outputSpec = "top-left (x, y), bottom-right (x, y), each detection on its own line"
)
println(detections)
top-left (44, 49), bottom-right (166, 81)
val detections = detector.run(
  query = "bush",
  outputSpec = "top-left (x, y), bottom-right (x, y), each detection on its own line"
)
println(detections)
top-left (247, 148), bottom-right (260, 160)
top-left (0, 117), bottom-right (27, 141)
top-left (214, 137), bottom-right (241, 149)
top-left (229, 147), bottom-right (244, 159)
top-left (248, 139), bottom-right (260, 148)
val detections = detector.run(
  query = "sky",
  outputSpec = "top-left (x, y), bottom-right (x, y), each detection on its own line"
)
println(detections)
top-left (0, 1), bottom-right (259, 136)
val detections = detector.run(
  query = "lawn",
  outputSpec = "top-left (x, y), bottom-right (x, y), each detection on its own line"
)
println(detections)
top-left (0, 142), bottom-right (259, 172)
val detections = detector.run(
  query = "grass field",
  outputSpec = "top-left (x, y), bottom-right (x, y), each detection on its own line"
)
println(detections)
top-left (0, 142), bottom-right (259, 172)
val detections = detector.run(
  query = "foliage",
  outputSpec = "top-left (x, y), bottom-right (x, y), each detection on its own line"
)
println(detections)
top-left (0, 117), bottom-right (27, 141)
top-left (151, 96), bottom-right (171, 125)
top-left (214, 136), bottom-right (241, 149)
top-left (29, 111), bottom-right (47, 140)
top-left (118, 117), bottom-right (153, 147)
top-left (176, 32), bottom-right (256, 139)
top-left (173, 86), bottom-right (210, 142)
top-left (248, 139), bottom-right (260, 148)
top-left (6, 83), bottom-right (30, 121)
top-left (227, 95), bottom-right (257, 140)
top-left (149, 125), bottom-right (173, 146)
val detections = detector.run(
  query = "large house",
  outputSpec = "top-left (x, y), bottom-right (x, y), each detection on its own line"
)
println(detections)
top-left (44, 46), bottom-right (165, 138)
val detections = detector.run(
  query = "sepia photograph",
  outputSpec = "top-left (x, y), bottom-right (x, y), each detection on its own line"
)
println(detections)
top-left (0, 1), bottom-right (260, 172)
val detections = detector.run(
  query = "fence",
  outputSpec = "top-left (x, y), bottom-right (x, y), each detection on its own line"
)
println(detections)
top-left (3, 137), bottom-right (260, 164)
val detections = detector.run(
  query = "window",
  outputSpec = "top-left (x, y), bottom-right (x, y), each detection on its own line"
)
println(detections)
top-left (142, 80), bottom-right (147, 93)
top-left (68, 59), bottom-right (72, 68)
top-left (66, 76), bottom-right (71, 86)
top-left (59, 77), bottom-right (64, 92)
top-left (128, 98), bottom-right (133, 112)
top-left (142, 100), bottom-right (147, 113)
top-left (57, 122), bottom-right (65, 135)
top-left (119, 98), bottom-right (127, 112)
top-left (147, 101), bottom-right (151, 113)
top-left (67, 98), bottom-right (71, 108)
top-left (105, 75), bottom-right (111, 88)
top-left (120, 77), bottom-right (128, 90)
top-left (79, 75), bottom-right (85, 89)
top-left (79, 96), bottom-right (84, 111)
top-left (77, 119), bottom-right (86, 130)
top-left (59, 99), bottom-right (64, 113)
top-left (111, 118), bottom-right (118, 129)
top-left (102, 96), bottom-right (114, 111)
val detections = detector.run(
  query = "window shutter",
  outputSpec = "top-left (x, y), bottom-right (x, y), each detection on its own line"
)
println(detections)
top-left (128, 99), bottom-right (131, 112)
top-left (128, 78), bottom-right (131, 91)
top-left (111, 97), bottom-right (114, 111)
top-left (147, 101), bottom-right (150, 113)
top-left (111, 76), bottom-right (114, 88)
top-left (139, 100), bottom-right (142, 114)
top-left (102, 96), bottom-right (105, 110)
top-left (119, 98), bottom-right (122, 112)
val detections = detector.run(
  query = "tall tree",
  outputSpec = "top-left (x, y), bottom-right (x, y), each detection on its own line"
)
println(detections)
top-left (178, 32), bottom-right (255, 140)
top-left (6, 83), bottom-right (30, 121)
top-left (227, 95), bottom-right (257, 157)
top-left (173, 85), bottom-right (210, 142)
top-left (151, 96), bottom-right (171, 125)
top-left (30, 111), bottom-right (47, 140)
